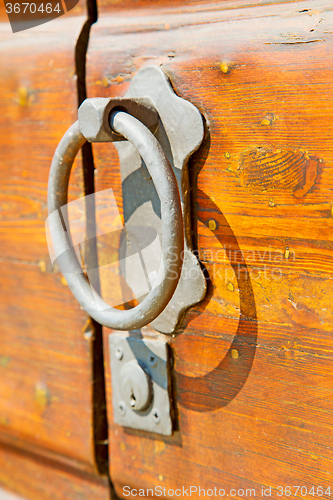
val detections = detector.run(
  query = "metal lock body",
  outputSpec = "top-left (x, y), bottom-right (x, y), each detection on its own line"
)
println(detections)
top-left (110, 334), bottom-right (173, 435)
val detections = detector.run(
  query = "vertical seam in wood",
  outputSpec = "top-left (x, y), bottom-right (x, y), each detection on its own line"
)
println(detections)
top-left (74, 0), bottom-right (111, 483)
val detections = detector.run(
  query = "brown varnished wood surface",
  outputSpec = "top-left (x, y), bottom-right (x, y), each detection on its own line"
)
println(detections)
top-left (0, 443), bottom-right (110, 500)
top-left (0, 0), bottom-right (109, 493)
top-left (87, 0), bottom-right (333, 498)
top-left (94, 0), bottom-right (306, 16)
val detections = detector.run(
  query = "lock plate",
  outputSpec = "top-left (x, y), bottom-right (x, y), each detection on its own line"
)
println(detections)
top-left (109, 333), bottom-right (173, 435)
top-left (115, 65), bottom-right (206, 334)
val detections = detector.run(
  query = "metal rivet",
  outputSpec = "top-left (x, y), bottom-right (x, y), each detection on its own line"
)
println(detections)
top-left (208, 219), bottom-right (217, 231)
top-left (231, 348), bottom-right (239, 360)
top-left (115, 346), bottom-right (124, 360)
top-left (220, 61), bottom-right (230, 74)
top-left (152, 408), bottom-right (161, 424)
top-left (148, 354), bottom-right (157, 367)
top-left (118, 402), bottom-right (126, 416)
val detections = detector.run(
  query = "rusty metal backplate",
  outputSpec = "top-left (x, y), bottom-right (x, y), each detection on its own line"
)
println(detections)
top-left (115, 65), bottom-right (206, 334)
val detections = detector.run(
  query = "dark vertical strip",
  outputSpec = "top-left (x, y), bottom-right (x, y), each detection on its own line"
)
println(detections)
top-left (74, 0), bottom-right (109, 478)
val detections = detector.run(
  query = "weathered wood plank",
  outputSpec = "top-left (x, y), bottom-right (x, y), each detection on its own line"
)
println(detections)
top-left (0, 443), bottom-right (110, 500)
top-left (87, 0), bottom-right (333, 497)
top-left (0, 0), bottom-right (107, 479)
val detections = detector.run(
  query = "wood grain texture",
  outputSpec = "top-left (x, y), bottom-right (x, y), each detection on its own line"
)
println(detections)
top-left (0, 0), bottom-right (108, 484)
top-left (86, 0), bottom-right (333, 498)
top-left (0, 443), bottom-right (110, 500)
top-left (0, 486), bottom-right (26, 500)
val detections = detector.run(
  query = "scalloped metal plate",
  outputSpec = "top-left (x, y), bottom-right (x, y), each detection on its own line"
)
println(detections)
top-left (115, 65), bottom-right (206, 334)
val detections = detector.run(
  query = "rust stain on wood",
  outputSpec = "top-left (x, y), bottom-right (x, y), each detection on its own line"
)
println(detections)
top-left (237, 147), bottom-right (321, 198)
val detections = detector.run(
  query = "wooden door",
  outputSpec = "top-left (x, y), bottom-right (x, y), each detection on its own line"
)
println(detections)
top-left (1, 0), bottom-right (333, 498)
top-left (86, 0), bottom-right (333, 498)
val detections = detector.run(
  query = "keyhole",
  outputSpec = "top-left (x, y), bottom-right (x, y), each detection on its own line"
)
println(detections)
top-left (130, 391), bottom-right (136, 408)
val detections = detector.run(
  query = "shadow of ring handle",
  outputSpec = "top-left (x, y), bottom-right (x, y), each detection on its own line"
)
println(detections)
top-left (47, 110), bottom-right (184, 331)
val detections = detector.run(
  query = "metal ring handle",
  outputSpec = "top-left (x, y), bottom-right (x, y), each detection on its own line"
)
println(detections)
top-left (47, 111), bottom-right (184, 331)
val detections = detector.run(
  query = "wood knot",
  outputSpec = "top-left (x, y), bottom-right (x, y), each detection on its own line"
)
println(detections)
top-left (237, 147), bottom-right (321, 198)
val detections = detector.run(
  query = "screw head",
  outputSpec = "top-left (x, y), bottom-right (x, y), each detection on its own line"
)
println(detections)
top-left (148, 354), bottom-right (157, 367)
top-left (118, 401), bottom-right (126, 416)
top-left (115, 346), bottom-right (124, 360)
top-left (152, 408), bottom-right (161, 424)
